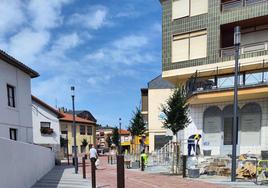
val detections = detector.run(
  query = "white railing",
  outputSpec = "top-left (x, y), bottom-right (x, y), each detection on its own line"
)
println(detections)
top-left (221, 0), bottom-right (267, 11)
top-left (221, 41), bottom-right (268, 57)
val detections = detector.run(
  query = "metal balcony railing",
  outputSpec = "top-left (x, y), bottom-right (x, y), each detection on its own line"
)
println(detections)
top-left (221, 0), bottom-right (268, 11)
top-left (221, 41), bottom-right (268, 57)
top-left (185, 59), bottom-right (268, 97)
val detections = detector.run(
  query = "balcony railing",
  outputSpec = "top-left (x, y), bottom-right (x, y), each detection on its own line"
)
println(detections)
top-left (222, 0), bottom-right (268, 11)
top-left (221, 41), bottom-right (268, 57)
top-left (186, 59), bottom-right (268, 97)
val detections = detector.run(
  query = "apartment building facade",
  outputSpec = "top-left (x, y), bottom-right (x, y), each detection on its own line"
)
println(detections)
top-left (160, 0), bottom-right (268, 155)
top-left (0, 50), bottom-right (39, 143)
top-left (32, 95), bottom-right (62, 160)
top-left (60, 112), bottom-right (96, 155)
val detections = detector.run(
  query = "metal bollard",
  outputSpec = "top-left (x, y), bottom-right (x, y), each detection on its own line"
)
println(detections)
top-left (108, 155), bottom-right (110, 164)
top-left (91, 159), bottom-right (96, 188)
top-left (82, 157), bottom-right (86, 179)
top-left (85, 154), bottom-right (87, 159)
top-left (141, 157), bottom-right (145, 171)
top-left (117, 155), bottom-right (125, 188)
top-left (182, 155), bottom-right (187, 178)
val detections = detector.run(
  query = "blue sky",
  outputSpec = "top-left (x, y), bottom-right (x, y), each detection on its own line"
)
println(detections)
top-left (0, 0), bottom-right (162, 128)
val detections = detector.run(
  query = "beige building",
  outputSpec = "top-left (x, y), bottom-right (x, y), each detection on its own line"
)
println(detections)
top-left (160, 0), bottom-right (268, 156)
top-left (60, 112), bottom-right (96, 155)
top-left (142, 75), bottom-right (174, 152)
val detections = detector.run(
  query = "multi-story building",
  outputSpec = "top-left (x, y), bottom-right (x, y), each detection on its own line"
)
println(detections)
top-left (96, 125), bottom-right (113, 148)
top-left (0, 50), bottom-right (39, 143)
top-left (32, 95), bottom-right (62, 160)
top-left (60, 111), bottom-right (97, 155)
top-left (160, 0), bottom-right (268, 155)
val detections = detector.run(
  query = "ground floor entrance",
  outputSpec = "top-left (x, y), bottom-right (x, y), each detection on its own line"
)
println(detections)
top-left (189, 98), bottom-right (266, 156)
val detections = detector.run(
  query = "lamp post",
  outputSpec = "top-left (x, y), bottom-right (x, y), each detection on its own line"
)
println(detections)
top-left (119, 118), bottom-right (122, 154)
top-left (71, 86), bottom-right (78, 174)
top-left (231, 26), bottom-right (241, 182)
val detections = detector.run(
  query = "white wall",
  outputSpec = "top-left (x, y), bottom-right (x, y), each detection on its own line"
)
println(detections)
top-left (0, 59), bottom-right (33, 143)
top-left (182, 98), bottom-right (268, 156)
top-left (0, 137), bottom-right (55, 188)
top-left (32, 100), bottom-right (60, 147)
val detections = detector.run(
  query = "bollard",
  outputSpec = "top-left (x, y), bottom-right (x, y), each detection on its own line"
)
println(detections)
top-left (111, 156), bottom-right (113, 165)
top-left (82, 157), bottom-right (86, 179)
top-left (117, 155), bottom-right (125, 188)
top-left (108, 155), bottom-right (110, 164)
top-left (85, 154), bottom-right (87, 159)
top-left (67, 155), bottom-right (70, 165)
top-left (91, 159), bottom-right (96, 188)
top-left (182, 155), bottom-right (187, 178)
top-left (141, 157), bottom-right (145, 171)
top-left (72, 157), bottom-right (75, 166)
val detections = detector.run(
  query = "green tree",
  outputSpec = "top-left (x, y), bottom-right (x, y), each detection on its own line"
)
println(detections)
top-left (161, 87), bottom-right (191, 173)
top-left (81, 138), bottom-right (88, 147)
top-left (112, 127), bottom-right (120, 147)
top-left (128, 107), bottom-right (146, 155)
top-left (161, 87), bottom-right (190, 137)
top-left (128, 107), bottom-right (146, 137)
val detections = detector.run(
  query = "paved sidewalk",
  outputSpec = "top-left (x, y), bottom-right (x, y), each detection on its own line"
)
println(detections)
top-left (32, 165), bottom-right (91, 188)
top-left (83, 156), bottom-right (227, 188)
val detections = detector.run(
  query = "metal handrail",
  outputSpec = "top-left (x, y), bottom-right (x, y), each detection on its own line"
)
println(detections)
top-left (221, 41), bottom-right (268, 57)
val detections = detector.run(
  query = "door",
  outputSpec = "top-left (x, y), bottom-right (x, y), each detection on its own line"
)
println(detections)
top-left (221, 117), bottom-right (239, 155)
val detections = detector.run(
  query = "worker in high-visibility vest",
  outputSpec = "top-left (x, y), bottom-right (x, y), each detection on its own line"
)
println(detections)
top-left (188, 134), bottom-right (202, 156)
top-left (140, 150), bottom-right (148, 167)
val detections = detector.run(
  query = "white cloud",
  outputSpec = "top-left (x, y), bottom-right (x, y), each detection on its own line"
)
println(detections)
top-left (87, 34), bottom-right (153, 66)
top-left (28, 0), bottom-right (72, 30)
top-left (52, 33), bottom-right (81, 51)
top-left (8, 29), bottom-right (50, 64)
top-left (68, 6), bottom-right (108, 30)
top-left (113, 35), bottom-right (148, 49)
top-left (0, 0), bottom-right (25, 36)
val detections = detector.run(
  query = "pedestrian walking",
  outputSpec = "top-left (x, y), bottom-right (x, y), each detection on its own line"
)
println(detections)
top-left (187, 134), bottom-right (202, 156)
top-left (90, 145), bottom-right (98, 165)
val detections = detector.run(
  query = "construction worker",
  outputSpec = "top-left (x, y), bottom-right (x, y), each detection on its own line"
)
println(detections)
top-left (140, 150), bottom-right (148, 170)
top-left (188, 134), bottom-right (202, 156)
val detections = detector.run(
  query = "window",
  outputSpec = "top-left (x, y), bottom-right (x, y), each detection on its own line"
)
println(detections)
top-left (80, 125), bottom-right (85, 135)
top-left (87, 126), bottom-right (93, 135)
top-left (172, 30), bottom-right (207, 62)
top-left (172, 0), bottom-right (189, 20)
top-left (41, 122), bottom-right (50, 128)
top-left (172, 0), bottom-right (208, 20)
top-left (10, 128), bottom-right (17, 141)
top-left (7, 85), bottom-right (15, 107)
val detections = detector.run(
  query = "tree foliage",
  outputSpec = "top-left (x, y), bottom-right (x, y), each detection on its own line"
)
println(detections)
top-left (112, 127), bottom-right (120, 147)
top-left (128, 107), bottom-right (146, 137)
top-left (81, 138), bottom-right (88, 147)
top-left (161, 87), bottom-right (191, 135)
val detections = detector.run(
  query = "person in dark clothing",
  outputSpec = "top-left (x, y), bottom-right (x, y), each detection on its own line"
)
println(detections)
top-left (188, 134), bottom-right (202, 156)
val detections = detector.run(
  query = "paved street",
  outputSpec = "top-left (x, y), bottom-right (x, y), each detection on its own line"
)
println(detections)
top-left (32, 165), bottom-right (91, 188)
top-left (81, 156), bottom-right (227, 188)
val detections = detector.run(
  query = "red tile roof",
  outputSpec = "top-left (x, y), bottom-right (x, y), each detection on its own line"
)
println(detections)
top-left (60, 112), bottom-right (96, 124)
top-left (119, 129), bottom-right (130, 135)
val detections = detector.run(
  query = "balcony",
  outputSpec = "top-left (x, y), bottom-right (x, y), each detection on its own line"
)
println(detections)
top-left (186, 61), bottom-right (268, 99)
top-left (221, 41), bottom-right (268, 57)
top-left (221, 0), bottom-right (268, 12)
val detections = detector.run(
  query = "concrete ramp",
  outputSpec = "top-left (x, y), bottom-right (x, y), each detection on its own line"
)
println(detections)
top-left (32, 165), bottom-right (91, 188)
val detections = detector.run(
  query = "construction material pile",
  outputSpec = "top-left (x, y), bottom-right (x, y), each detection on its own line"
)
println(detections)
top-left (204, 158), bottom-right (231, 176)
top-left (236, 155), bottom-right (257, 179)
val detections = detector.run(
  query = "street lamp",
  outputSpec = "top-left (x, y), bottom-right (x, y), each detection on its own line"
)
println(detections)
top-left (118, 118), bottom-right (122, 154)
top-left (231, 26), bottom-right (241, 182)
top-left (71, 86), bottom-right (78, 174)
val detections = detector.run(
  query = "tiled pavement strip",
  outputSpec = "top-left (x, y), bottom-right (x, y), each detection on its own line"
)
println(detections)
top-left (32, 165), bottom-right (91, 188)
top-left (33, 156), bottom-right (268, 188)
